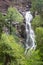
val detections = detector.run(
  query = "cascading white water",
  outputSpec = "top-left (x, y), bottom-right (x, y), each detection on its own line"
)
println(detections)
top-left (25, 11), bottom-right (36, 54)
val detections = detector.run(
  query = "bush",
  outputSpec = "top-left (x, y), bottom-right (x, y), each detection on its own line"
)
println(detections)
top-left (0, 12), bottom-right (6, 39)
top-left (0, 33), bottom-right (27, 65)
top-left (36, 27), bottom-right (43, 61)
top-left (6, 6), bottom-right (24, 22)
top-left (31, 0), bottom-right (43, 16)
top-left (32, 15), bottom-right (43, 30)
top-left (5, 6), bottom-right (24, 34)
top-left (26, 50), bottom-right (41, 65)
top-left (0, 33), bottom-right (41, 65)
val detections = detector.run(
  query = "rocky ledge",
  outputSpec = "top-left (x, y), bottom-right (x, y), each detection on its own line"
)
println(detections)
top-left (0, 0), bottom-right (31, 13)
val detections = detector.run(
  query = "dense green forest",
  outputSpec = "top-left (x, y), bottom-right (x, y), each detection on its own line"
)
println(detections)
top-left (0, 0), bottom-right (43, 65)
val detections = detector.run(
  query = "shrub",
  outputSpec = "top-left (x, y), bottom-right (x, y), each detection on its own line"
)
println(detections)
top-left (31, 0), bottom-right (43, 16)
top-left (36, 27), bottom-right (43, 61)
top-left (0, 12), bottom-right (6, 39)
top-left (5, 6), bottom-right (24, 34)
top-left (6, 6), bottom-right (24, 22)
top-left (0, 33), bottom-right (27, 65)
top-left (32, 15), bottom-right (43, 30)
top-left (0, 33), bottom-right (41, 65)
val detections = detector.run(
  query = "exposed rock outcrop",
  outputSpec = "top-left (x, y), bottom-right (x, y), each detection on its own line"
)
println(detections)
top-left (18, 23), bottom-right (26, 39)
top-left (0, 0), bottom-right (31, 13)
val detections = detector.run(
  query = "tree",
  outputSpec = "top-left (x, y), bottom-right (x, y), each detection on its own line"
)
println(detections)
top-left (0, 12), bottom-right (6, 39)
top-left (31, 0), bottom-right (43, 16)
top-left (36, 27), bottom-right (43, 62)
top-left (32, 15), bottom-right (43, 30)
top-left (6, 6), bottom-right (23, 34)
top-left (0, 33), bottom-right (26, 65)
top-left (0, 33), bottom-right (41, 65)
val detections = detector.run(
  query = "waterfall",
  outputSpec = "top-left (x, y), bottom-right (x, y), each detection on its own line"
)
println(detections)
top-left (25, 11), bottom-right (36, 54)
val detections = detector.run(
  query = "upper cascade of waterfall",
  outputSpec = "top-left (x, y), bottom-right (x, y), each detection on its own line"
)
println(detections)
top-left (25, 11), bottom-right (36, 54)
top-left (25, 11), bottom-right (33, 22)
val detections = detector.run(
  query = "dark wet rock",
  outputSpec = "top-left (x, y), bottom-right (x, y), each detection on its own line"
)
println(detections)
top-left (12, 22), bottom-right (19, 27)
top-left (20, 23), bottom-right (26, 38)
top-left (16, 22), bottom-right (26, 39)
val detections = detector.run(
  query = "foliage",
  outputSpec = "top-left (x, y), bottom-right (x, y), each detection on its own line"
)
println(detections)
top-left (0, 33), bottom-right (26, 65)
top-left (36, 27), bottom-right (43, 61)
top-left (0, 2), bottom-right (43, 65)
top-left (6, 6), bottom-right (23, 22)
top-left (32, 15), bottom-right (43, 30)
top-left (0, 33), bottom-right (41, 65)
top-left (32, 12), bottom-right (43, 63)
top-left (0, 12), bottom-right (6, 39)
top-left (31, 0), bottom-right (43, 16)
top-left (26, 50), bottom-right (41, 65)
top-left (5, 6), bottom-right (23, 34)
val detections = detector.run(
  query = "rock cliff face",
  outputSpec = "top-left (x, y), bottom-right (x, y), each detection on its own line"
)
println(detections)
top-left (0, 0), bottom-right (31, 13)
top-left (0, 0), bottom-right (10, 12)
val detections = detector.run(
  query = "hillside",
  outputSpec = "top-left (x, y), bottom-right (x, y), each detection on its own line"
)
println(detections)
top-left (0, 0), bottom-right (31, 13)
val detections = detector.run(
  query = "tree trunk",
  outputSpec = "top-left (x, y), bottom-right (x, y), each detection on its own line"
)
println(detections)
top-left (4, 54), bottom-right (11, 65)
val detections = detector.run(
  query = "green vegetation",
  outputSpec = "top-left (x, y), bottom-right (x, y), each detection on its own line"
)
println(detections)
top-left (5, 6), bottom-right (23, 34)
top-left (0, 33), bottom-right (41, 65)
top-left (36, 27), bottom-right (43, 61)
top-left (6, 6), bottom-right (23, 22)
top-left (0, 0), bottom-right (43, 64)
top-left (0, 33), bottom-right (24, 65)
top-left (0, 12), bottom-right (6, 39)
top-left (32, 15), bottom-right (43, 30)
top-left (31, 0), bottom-right (43, 64)
top-left (31, 0), bottom-right (43, 16)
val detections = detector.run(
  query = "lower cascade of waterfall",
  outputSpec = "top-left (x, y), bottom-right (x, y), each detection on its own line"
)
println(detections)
top-left (25, 11), bottom-right (36, 54)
